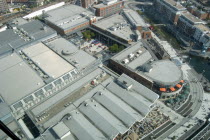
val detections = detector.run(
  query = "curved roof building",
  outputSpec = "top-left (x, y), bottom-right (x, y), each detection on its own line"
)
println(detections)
top-left (144, 60), bottom-right (183, 87)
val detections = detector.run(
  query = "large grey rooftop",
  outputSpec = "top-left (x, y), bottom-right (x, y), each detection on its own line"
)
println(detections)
top-left (22, 42), bottom-right (74, 79)
top-left (0, 20), bottom-right (56, 56)
top-left (112, 41), bottom-right (150, 66)
top-left (45, 5), bottom-right (94, 30)
top-left (92, 14), bottom-right (135, 42)
top-left (143, 60), bottom-right (182, 86)
top-left (0, 102), bottom-right (11, 119)
top-left (45, 38), bottom-right (96, 71)
top-left (123, 9), bottom-right (147, 27)
top-left (0, 53), bottom-right (45, 105)
top-left (33, 67), bottom-right (159, 140)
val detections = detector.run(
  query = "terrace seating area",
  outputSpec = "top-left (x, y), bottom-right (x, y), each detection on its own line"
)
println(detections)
top-left (164, 84), bottom-right (190, 110)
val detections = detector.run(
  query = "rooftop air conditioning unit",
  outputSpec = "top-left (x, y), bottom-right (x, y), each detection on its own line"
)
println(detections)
top-left (123, 59), bottom-right (129, 64)
top-left (128, 53), bottom-right (134, 58)
top-left (137, 50), bottom-right (142, 54)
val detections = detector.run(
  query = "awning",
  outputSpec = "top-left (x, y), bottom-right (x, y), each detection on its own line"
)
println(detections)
top-left (170, 87), bottom-right (175, 91)
top-left (176, 84), bottom-right (182, 88)
top-left (160, 88), bottom-right (166, 92)
top-left (180, 80), bottom-right (184, 83)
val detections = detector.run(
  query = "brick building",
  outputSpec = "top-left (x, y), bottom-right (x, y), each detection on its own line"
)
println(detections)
top-left (93, 0), bottom-right (124, 17)
top-left (44, 5), bottom-right (96, 35)
top-left (187, 6), bottom-right (209, 20)
top-left (187, 6), bottom-right (197, 15)
top-left (123, 9), bottom-right (152, 39)
top-left (194, 11), bottom-right (209, 20)
top-left (81, 0), bottom-right (96, 8)
top-left (177, 12), bottom-right (205, 37)
top-left (154, 0), bottom-right (186, 24)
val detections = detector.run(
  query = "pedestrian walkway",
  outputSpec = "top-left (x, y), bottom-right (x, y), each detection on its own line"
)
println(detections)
top-left (155, 101), bottom-right (183, 124)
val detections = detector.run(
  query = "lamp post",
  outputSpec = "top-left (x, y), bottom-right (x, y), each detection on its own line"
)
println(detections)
top-left (201, 70), bottom-right (205, 82)
top-left (188, 57), bottom-right (191, 65)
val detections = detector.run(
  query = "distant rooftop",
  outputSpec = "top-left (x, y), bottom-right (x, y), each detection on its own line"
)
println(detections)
top-left (45, 38), bottom-right (96, 71)
top-left (92, 14), bottom-right (135, 42)
top-left (195, 24), bottom-right (210, 33)
top-left (93, 0), bottom-right (120, 8)
top-left (162, 0), bottom-right (186, 11)
top-left (7, 18), bottom-right (29, 26)
top-left (181, 12), bottom-right (205, 24)
top-left (0, 20), bottom-right (56, 56)
top-left (123, 9), bottom-right (147, 27)
top-left (45, 5), bottom-right (95, 30)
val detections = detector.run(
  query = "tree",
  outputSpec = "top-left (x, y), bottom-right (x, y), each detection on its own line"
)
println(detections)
top-left (119, 45), bottom-right (124, 51)
top-left (109, 44), bottom-right (125, 53)
top-left (90, 32), bottom-right (95, 38)
top-left (82, 30), bottom-right (95, 40)
top-left (109, 44), bottom-right (118, 53)
top-left (86, 34), bottom-right (91, 41)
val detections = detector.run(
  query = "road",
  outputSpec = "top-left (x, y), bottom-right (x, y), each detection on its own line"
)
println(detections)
top-left (124, 0), bottom-right (153, 9)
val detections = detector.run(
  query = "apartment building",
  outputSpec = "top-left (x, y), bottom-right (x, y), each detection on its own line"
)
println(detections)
top-left (187, 6), bottom-right (209, 20)
top-left (177, 12), bottom-right (205, 37)
top-left (81, 0), bottom-right (96, 8)
top-left (93, 0), bottom-right (124, 17)
top-left (154, 0), bottom-right (186, 23)
top-left (194, 24), bottom-right (210, 50)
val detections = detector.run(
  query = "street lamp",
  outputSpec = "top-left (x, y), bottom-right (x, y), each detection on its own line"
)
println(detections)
top-left (201, 70), bottom-right (205, 81)
top-left (188, 57), bottom-right (191, 65)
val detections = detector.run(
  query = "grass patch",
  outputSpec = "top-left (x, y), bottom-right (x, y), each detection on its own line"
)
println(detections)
top-left (154, 26), bottom-right (182, 50)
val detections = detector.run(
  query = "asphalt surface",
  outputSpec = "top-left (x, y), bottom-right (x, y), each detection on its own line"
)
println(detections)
top-left (142, 121), bottom-right (174, 140)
